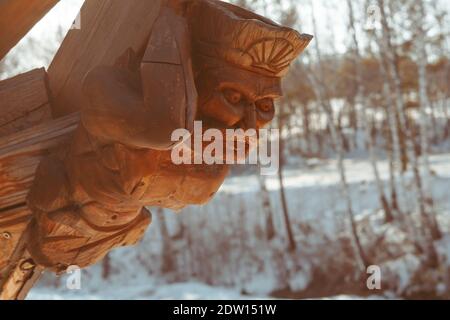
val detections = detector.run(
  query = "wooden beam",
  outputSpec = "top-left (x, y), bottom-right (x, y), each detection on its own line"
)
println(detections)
top-left (0, 217), bottom-right (44, 300)
top-left (0, 68), bottom-right (52, 137)
top-left (1, 1), bottom-right (163, 299)
top-left (0, 0), bottom-right (60, 60)
top-left (0, 64), bottom-right (58, 301)
top-left (0, 112), bottom-right (79, 211)
top-left (0, 205), bottom-right (32, 272)
top-left (0, 252), bottom-right (44, 300)
top-left (0, 114), bottom-right (79, 299)
top-left (48, 0), bottom-right (163, 117)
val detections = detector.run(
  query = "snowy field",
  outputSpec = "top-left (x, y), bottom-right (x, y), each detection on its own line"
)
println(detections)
top-left (29, 152), bottom-right (450, 300)
top-left (29, 281), bottom-right (386, 300)
top-left (30, 273), bottom-right (389, 300)
top-left (29, 281), bottom-right (260, 300)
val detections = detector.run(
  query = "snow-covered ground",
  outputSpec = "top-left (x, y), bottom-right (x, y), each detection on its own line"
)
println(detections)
top-left (29, 152), bottom-right (450, 300)
top-left (29, 278), bottom-right (387, 300)
top-left (29, 281), bottom-right (260, 300)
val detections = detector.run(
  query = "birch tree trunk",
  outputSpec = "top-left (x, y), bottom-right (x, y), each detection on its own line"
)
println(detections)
top-left (347, 0), bottom-right (392, 222)
top-left (377, 0), bottom-right (440, 264)
top-left (369, 32), bottom-right (427, 254)
top-left (156, 208), bottom-right (174, 273)
top-left (277, 113), bottom-right (296, 252)
top-left (307, 2), bottom-right (369, 272)
top-left (414, 0), bottom-right (442, 240)
top-left (258, 173), bottom-right (276, 241)
top-left (368, 31), bottom-right (403, 215)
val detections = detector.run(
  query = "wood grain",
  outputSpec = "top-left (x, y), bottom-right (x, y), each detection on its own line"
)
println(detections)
top-left (0, 68), bottom-right (52, 137)
top-left (0, 114), bottom-right (78, 298)
top-left (0, 113), bottom-right (80, 211)
top-left (0, 227), bottom-right (44, 300)
top-left (0, 206), bottom-right (32, 272)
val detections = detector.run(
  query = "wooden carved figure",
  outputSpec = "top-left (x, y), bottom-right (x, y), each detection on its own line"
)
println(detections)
top-left (0, 0), bottom-right (312, 299)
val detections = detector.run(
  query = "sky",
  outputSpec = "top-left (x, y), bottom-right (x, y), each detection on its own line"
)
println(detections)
top-left (26, 0), bottom-right (84, 39)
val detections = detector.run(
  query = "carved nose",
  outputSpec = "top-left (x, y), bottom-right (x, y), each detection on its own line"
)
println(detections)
top-left (242, 103), bottom-right (257, 130)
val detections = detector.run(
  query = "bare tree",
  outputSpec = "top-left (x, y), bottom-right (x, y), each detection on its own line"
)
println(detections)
top-left (304, 1), bottom-right (370, 272)
top-left (377, 0), bottom-right (440, 266)
top-left (156, 208), bottom-right (175, 273)
top-left (347, 0), bottom-right (393, 221)
top-left (278, 111), bottom-right (297, 252)
top-left (411, 0), bottom-right (442, 239)
top-left (257, 171), bottom-right (276, 241)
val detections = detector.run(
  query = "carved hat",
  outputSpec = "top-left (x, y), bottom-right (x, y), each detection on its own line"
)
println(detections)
top-left (187, 0), bottom-right (313, 78)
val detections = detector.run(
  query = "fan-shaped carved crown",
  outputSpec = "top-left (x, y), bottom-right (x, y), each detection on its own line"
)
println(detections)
top-left (187, 0), bottom-right (313, 77)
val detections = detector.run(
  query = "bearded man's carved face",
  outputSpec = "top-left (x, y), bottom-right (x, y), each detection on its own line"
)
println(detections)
top-left (185, 0), bottom-right (312, 137)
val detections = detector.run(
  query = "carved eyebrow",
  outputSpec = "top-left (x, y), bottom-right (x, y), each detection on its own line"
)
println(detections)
top-left (258, 82), bottom-right (282, 99)
top-left (259, 94), bottom-right (280, 101)
top-left (220, 81), bottom-right (281, 101)
top-left (219, 83), bottom-right (255, 100)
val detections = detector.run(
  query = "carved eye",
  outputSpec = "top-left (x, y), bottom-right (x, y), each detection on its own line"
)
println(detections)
top-left (223, 89), bottom-right (242, 105)
top-left (256, 98), bottom-right (274, 113)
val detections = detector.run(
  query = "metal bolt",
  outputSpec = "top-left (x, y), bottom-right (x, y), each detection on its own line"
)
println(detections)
top-left (1, 232), bottom-right (11, 240)
top-left (20, 259), bottom-right (35, 271)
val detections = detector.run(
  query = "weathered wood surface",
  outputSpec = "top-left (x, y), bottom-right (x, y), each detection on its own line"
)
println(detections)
top-left (0, 206), bottom-right (32, 272)
top-left (48, 0), bottom-right (163, 117)
top-left (0, 216), bottom-right (44, 300)
top-left (0, 250), bottom-right (44, 300)
top-left (0, 66), bottom-right (55, 300)
top-left (0, 0), bottom-right (60, 60)
top-left (0, 68), bottom-right (52, 137)
top-left (0, 113), bottom-right (79, 211)
top-left (0, 0), bottom-right (164, 299)
top-left (0, 114), bottom-right (79, 299)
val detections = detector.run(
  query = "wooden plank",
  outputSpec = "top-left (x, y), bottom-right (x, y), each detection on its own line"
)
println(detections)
top-left (0, 218), bottom-right (44, 300)
top-left (48, 0), bottom-right (163, 117)
top-left (0, 68), bottom-right (52, 137)
top-left (0, 0), bottom-right (59, 60)
top-left (0, 113), bottom-right (80, 211)
top-left (0, 112), bottom-right (78, 300)
top-left (0, 113), bottom-right (78, 300)
top-left (1, 257), bottom-right (44, 300)
top-left (0, 206), bottom-right (32, 272)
